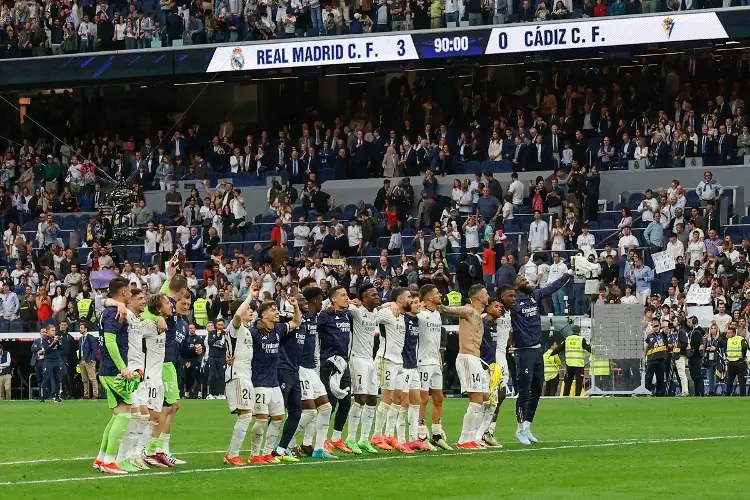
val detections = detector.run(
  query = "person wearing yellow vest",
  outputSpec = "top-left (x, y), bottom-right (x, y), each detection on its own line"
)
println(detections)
top-left (589, 353), bottom-right (611, 391)
top-left (446, 289), bottom-right (463, 306)
top-left (543, 340), bottom-right (561, 396)
top-left (724, 326), bottom-right (749, 396)
top-left (77, 292), bottom-right (97, 329)
top-left (550, 326), bottom-right (592, 397)
top-left (193, 291), bottom-right (209, 328)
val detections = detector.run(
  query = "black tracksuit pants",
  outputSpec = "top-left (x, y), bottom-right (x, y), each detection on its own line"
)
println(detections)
top-left (278, 368), bottom-right (302, 449)
top-left (514, 347), bottom-right (544, 423)
top-left (726, 361), bottom-right (747, 396)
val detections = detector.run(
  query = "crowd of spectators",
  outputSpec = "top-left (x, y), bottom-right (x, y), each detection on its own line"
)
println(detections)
top-left (0, 0), bottom-right (745, 58)
top-left (1, 50), bottom-right (750, 398)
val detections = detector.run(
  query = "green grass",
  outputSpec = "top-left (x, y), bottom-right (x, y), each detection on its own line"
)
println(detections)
top-left (1, 398), bottom-right (748, 499)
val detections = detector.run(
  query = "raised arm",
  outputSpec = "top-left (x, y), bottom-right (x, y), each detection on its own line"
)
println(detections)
top-left (232, 282), bottom-right (258, 329)
top-left (287, 297), bottom-right (302, 331)
top-left (437, 304), bottom-right (473, 319)
top-left (532, 270), bottom-right (573, 301)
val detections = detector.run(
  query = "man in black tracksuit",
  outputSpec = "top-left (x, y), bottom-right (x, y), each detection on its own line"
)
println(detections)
top-left (42, 326), bottom-right (64, 403)
top-left (497, 268), bottom-right (572, 445)
top-left (686, 316), bottom-right (705, 396)
top-left (180, 325), bottom-right (204, 399)
top-left (207, 320), bottom-right (227, 398)
top-left (645, 321), bottom-right (669, 396)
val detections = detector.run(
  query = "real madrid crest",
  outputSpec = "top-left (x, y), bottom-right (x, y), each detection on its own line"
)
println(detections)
top-left (230, 48), bottom-right (245, 71)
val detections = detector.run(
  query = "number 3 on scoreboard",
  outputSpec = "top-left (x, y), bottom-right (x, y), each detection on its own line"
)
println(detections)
top-left (397, 39), bottom-right (405, 56)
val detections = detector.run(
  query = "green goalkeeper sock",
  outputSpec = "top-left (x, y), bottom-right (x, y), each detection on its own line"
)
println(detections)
top-left (146, 437), bottom-right (163, 454)
top-left (97, 416), bottom-right (116, 460)
top-left (104, 413), bottom-right (132, 462)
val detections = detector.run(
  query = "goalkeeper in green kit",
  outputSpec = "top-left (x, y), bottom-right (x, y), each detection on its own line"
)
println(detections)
top-left (93, 276), bottom-right (138, 475)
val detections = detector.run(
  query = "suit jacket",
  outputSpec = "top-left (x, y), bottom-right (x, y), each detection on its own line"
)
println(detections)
top-left (403, 148), bottom-right (418, 174)
top-left (168, 138), bottom-right (188, 158)
top-left (287, 158), bottom-right (304, 178)
top-left (705, 212), bottom-right (721, 234)
top-left (78, 333), bottom-right (98, 362)
top-left (651, 142), bottom-right (669, 169)
top-left (699, 135), bottom-right (715, 156)
top-left (272, 148), bottom-right (289, 170)
top-left (717, 133), bottom-right (736, 157)
top-left (621, 140), bottom-right (636, 159)
top-left (546, 133), bottom-right (564, 157)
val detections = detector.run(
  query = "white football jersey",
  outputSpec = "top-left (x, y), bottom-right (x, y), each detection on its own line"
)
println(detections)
top-left (377, 307), bottom-right (405, 364)
top-left (349, 304), bottom-right (380, 360)
top-left (141, 314), bottom-right (165, 382)
top-left (226, 322), bottom-right (253, 382)
top-left (126, 310), bottom-right (145, 372)
top-left (417, 309), bottom-right (443, 367)
top-left (496, 311), bottom-right (512, 361)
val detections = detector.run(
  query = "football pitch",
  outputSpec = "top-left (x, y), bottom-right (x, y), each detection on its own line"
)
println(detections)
top-left (1, 397), bottom-right (748, 499)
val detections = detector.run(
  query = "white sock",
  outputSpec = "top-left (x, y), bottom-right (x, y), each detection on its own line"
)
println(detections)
top-left (488, 421), bottom-right (497, 436)
top-left (251, 419), bottom-right (267, 457)
top-left (524, 421), bottom-right (531, 432)
top-left (227, 413), bottom-right (252, 458)
top-left (331, 430), bottom-right (342, 442)
top-left (516, 421), bottom-right (524, 432)
top-left (347, 403), bottom-right (363, 442)
top-left (115, 416), bottom-right (139, 463)
top-left (408, 405), bottom-right (420, 442)
top-left (262, 420), bottom-right (282, 455)
top-left (396, 406), bottom-right (407, 443)
top-left (373, 402), bottom-right (391, 437)
top-left (431, 423), bottom-right (444, 438)
top-left (314, 403), bottom-right (332, 450)
top-left (302, 410), bottom-right (317, 447)
top-left (459, 402), bottom-right (482, 443)
top-left (129, 415), bottom-right (150, 458)
top-left (160, 433), bottom-right (171, 455)
top-left (296, 409), bottom-right (316, 446)
top-left (475, 403), bottom-right (496, 441)
top-left (360, 405), bottom-right (376, 441)
top-left (384, 403), bottom-right (400, 437)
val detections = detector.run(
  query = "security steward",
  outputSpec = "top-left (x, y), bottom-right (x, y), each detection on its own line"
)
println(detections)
top-left (550, 326), bottom-right (592, 397)
top-left (686, 316), bottom-right (705, 396)
top-left (645, 320), bottom-right (669, 396)
top-left (193, 290), bottom-right (209, 328)
top-left (724, 326), bottom-right (749, 396)
top-left (77, 291), bottom-right (96, 330)
top-left (589, 351), bottom-right (612, 391)
top-left (543, 340), bottom-right (561, 396)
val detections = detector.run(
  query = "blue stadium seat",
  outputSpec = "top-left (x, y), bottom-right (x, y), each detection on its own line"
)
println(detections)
top-left (599, 219), bottom-right (615, 230)
top-left (243, 243), bottom-right (257, 255)
top-left (587, 221), bottom-right (598, 230)
top-left (453, 161), bottom-right (466, 174)
top-left (9, 320), bottom-right (22, 333)
top-left (235, 173), bottom-right (251, 187)
top-left (292, 207), bottom-right (309, 220)
top-left (230, 233), bottom-right (243, 242)
top-left (320, 168), bottom-right (335, 183)
top-left (62, 216), bottom-right (78, 230)
top-left (466, 161), bottom-right (481, 174)
top-left (245, 225), bottom-right (260, 241)
top-left (650, 280), bottom-right (664, 296)
top-left (627, 193), bottom-right (645, 211)
top-left (126, 247), bottom-right (142, 264)
top-left (725, 226), bottom-right (742, 242)
top-left (685, 191), bottom-right (699, 209)
top-left (261, 214), bottom-right (277, 223)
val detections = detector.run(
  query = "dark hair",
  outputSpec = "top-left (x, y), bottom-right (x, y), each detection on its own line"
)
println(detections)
top-left (357, 282), bottom-right (376, 300)
top-left (131, 288), bottom-right (145, 298)
top-left (169, 274), bottom-right (188, 293)
top-left (392, 286), bottom-right (410, 302)
top-left (303, 286), bottom-right (323, 301)
top-left (298, 276), bottom-right (317, 290)
top-left (497, 284), bottom-right (515, 296)
top-left (108, 277), bottom-right (130, 298)
top-left (468, 283), bottom-right (486, 298)
top-left (419, 284), bottom-right (437, 300)
top-left (257, 300), bottom-right (277, 319)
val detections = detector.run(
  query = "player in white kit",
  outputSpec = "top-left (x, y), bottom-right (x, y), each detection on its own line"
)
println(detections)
top-left (345, 283), bottom-right (383, 455)
top-left (488, 308), bottom-right (511, 440)
top-left (371, 287), bottom-right (412, 454)
top-left (139, 294), bottom-right (171, 469)
top-left (223, 288), bottom-right (258, 466)
top-left (417, 284), bottom-right (451, 451)
top-left (110, 289), bottom-right (150, 472)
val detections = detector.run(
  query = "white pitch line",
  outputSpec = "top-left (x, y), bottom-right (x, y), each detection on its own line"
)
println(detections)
top-left (0, 435), bottom-right (747, 487)
top-left (0, 436), bottom-right (708, 467)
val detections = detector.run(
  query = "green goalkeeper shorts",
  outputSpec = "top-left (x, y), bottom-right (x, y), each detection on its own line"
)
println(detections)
top-left (100, 375), bottom-right (133, 410)
top-left (162, 362), bottom-right (180, 405)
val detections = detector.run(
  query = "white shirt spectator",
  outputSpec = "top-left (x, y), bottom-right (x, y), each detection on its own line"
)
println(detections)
top-left (576, 233), bottom-right (596, 258)
top-left (537, 262), bottom-right (551, 287)
top-left (508, 179), bottom-right (524, 206)
top-left (528, 219), bottom-right (549, 250)
top-left (144, 229), bottom-right (158, 254)
top-left (347, 224), bottom-right (362, 248)
top-left (687, 239), bottom-right (706, 265)
top-left (464, 224), bottom-right (480, 249)
top-left (147, 270), bottom-right (166, 294)
top-left (293, 224), bottom-right (311, 248)
top-left (548, 261), bottom-right (568, 283)
top-left (599, 248), bottom-right (618, 260)
top-left (311, 224), bottom-right (328, 243)
top-left (666, 239), bottom-right (684, 262)
top-left (176, 225), bottom-right (190, 248)
top-left (618, 234), bottom-right (640, 255)
top-left (638, 197), bottom-right (659, 222)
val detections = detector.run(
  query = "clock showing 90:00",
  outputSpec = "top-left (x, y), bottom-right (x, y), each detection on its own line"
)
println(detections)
top-left (413, 30), bottom-right (490, 59)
